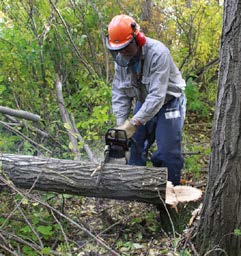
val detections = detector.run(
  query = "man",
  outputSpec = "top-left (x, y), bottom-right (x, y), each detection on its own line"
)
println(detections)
top-left (106, 14), bottom-right (186, 186)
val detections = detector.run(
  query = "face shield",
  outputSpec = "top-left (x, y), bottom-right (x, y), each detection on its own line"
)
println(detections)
top-left (106, 36), bottom-right (139, 67)
top-left (109, 50), bottom-right (140, 67)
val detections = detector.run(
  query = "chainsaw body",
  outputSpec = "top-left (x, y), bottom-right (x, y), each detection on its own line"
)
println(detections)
top-left (104, 128), bottom-right (130, 164)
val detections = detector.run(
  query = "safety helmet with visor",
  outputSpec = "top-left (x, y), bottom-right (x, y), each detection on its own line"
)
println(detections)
top-left (106, 15), bottom-right (142, 67)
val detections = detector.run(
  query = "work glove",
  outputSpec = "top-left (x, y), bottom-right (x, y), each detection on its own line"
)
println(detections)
top-left (116, 119), bottom-right (136, 139)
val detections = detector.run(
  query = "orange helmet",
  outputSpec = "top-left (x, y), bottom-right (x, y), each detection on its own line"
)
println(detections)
top-left (106, 15), bottom-right (140, 50)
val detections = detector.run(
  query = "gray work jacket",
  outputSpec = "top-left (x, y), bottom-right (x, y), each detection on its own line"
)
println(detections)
top-left (112, 37), bottom-right (186, 125)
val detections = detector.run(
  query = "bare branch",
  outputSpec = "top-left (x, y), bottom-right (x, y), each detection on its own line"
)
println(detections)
top-left (0, 229), bottom-right (60, 255)
top-left (195, 57), bottom-right (220, 77)
top-left (70, 114), bottom-right (98, 163)
top-left (0, 106), bottom-right (40, 122)
top-left (49, 0), bottom-right (96, 76)
top-left (69, 0), bottom-right (101, 76)
top-left (0, 175), bottom-right (121, 256)
top-left (0, 242), bottom-right (19, 256)
top-left (4, 114), bottom-right (49, 138)
top-left (50, 209), bottom-right (72, 255)
top-left (0, 121), bottom-right (51, 154)
top-left (55, 74), bottom-right (81, 160)
top-left (88, 0), bottom-right (110, 83)
top-left (17, 204), bottom-right (44, 249)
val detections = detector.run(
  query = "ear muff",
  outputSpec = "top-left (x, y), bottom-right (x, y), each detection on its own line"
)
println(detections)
top-left (131, 22), bottom-right (146, 47)
top-left (135, 31), bottom-right (146, 47)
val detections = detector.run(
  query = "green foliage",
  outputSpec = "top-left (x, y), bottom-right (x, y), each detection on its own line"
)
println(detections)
top-left (0, 191), bottom-right (71, 255)
top-left (41, 247), bottom-right (52, 255)
top-left (73, 77), bottom-right (114, 140)
top-left (234, 229), bottom-right (241, 236)
top-left (0, 128), bottom-right (19, 152)
top-left (185, 153), bottom-right (202, 177)
top-left (185, 78), bottom-right (215, 118)
top-left (36, 225), bottom-right (54, 238)
top-left (183, 133), bottom-right (211, 180)
top-left (0, 0), bottom-right (222, 157)
top-left (22, 246), bottom-right (38, 256)
top-left (162, 0), bottom-right (222, 73)
top-left (144, 211), bottom-right (161, 232)
top-left (116, 240), bottom-right (143, 254)
top-left (178, 250), bottom-right (193, 256)
top-left (0, 1), bottom-right (223, 253)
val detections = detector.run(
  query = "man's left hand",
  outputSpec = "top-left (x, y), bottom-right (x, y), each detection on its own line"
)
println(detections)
top-left (116, 120), bottom-right (136, 139)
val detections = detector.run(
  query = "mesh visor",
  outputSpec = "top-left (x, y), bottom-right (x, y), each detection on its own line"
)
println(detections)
top-left (110, 51), bottom-right (135, 67)
top-left (106, 37), bottom-right (138, 67)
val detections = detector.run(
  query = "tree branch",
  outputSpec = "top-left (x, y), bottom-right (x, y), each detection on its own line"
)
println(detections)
top-left (4, 114), bottom-right (49, 138)
top-left (49, 0), bottom-right (96, 76)
top-left (89, 0), bottom-right (110, 83)
top-left (0, 106), bottom-right (40, 122)
top-left (55, 74), bottom-right (81, 160)
top-left (70, 114), bottom-right (98, 164)
top-left (0, 175), bottom-right (121, 256)
top-left (0, 121), bottom-right (51, 154)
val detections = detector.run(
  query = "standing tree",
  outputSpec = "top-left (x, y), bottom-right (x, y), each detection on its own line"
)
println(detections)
top-left (196, 0), bottom-right (241, 255)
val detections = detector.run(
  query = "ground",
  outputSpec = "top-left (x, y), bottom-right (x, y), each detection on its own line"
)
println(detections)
top-left (0, 114), bottom-right (212, 255)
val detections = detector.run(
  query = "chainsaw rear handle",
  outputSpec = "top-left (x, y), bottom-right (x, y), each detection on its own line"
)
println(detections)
top-left (105, 128), bottom-right (129, 150)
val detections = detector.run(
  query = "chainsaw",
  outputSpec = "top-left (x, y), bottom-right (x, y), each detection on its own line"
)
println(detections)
top-left (104, 128), bottom-right (130, 164)
top-left (92, 129), bottom-right (130, 186)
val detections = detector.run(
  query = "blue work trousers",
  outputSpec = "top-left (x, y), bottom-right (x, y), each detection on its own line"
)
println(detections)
top-left (129, 94), bottom-right (186, 185)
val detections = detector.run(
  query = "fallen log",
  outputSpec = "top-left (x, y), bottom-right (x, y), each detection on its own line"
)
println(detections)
top-left (0, 154), bottom-right (167, 205)
top-left (0, 154), bottom-right (202, 206)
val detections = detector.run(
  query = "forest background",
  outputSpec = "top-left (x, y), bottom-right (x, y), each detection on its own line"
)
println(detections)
top-left (0, 0), bottom-right (223, 255)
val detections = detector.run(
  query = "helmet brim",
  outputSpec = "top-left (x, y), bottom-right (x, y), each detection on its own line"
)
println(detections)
top-left (105, 36), bottom-right (134, 51)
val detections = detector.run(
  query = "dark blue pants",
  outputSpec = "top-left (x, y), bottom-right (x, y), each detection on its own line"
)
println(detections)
top-left (129, 95), bottom-right (186, 185)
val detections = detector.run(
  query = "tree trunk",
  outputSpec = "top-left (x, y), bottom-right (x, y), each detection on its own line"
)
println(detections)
top-left (0, 154), bottom-right (167, 205)
top-left (141, 0), bottom-right (152, 34)
top-left (196, 0), bottom-right (241, 255)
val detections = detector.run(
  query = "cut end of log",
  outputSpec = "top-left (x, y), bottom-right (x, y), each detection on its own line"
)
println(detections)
top-left (165, 181), bottom-right (202, 207)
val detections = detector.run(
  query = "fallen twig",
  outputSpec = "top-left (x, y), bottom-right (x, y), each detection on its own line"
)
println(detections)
top-left (0, 175), bottom-right (120, 256)
top-left (0, 121), bottom-right (51, 154)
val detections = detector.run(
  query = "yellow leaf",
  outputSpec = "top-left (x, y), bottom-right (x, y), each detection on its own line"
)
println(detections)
top-left (22, 198), bottom-right (28, 205)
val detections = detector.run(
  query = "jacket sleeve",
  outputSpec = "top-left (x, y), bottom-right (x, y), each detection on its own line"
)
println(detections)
top-left (133, 51), bottom-right (170, 125)
top-left (112, 67), bottom-right (132, 125)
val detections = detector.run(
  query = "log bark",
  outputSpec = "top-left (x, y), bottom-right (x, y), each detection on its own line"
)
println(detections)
top-left (0, 154), bottom-right (167, 205)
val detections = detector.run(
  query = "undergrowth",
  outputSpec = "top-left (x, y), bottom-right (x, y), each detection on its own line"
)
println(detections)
top-left (0, 91), bottom-right (213, 255)
top-left (0, 185), bottom-right (198, 256)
